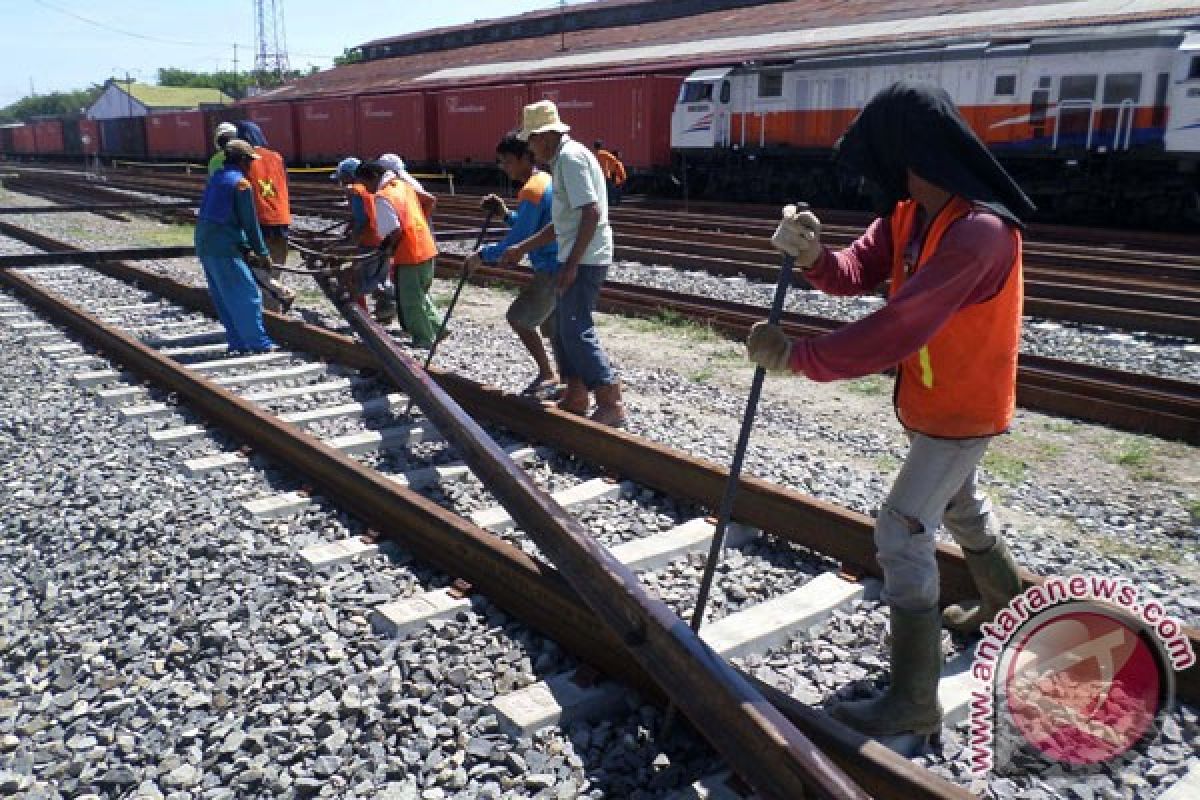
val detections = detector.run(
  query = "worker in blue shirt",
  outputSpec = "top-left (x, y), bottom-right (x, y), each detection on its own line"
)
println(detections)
top-left (194, 139), bottom-right (276, 353)
top-left (466, 134), bottom-right (561, 397)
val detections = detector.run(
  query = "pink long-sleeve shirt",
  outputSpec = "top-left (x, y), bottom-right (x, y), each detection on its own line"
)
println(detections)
top-left (788, 206), bottom-right (1018, 382)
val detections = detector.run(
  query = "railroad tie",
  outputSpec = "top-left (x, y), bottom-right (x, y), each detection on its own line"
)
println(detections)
top-left (492, 572), bottom-right (866, 736)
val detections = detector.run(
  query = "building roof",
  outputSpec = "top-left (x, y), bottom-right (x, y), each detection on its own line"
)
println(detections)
top-left (251, 0), bottom-right (1200, 102)
top-left (119, 82), bottom-right (232, 108)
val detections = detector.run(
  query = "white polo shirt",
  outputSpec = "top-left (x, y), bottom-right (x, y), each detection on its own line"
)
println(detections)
top-left (549, 135), bottom-right (613, 266)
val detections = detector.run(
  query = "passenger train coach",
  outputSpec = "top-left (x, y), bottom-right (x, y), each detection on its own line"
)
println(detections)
top-left (670, 27), bottom-right (1200, 223)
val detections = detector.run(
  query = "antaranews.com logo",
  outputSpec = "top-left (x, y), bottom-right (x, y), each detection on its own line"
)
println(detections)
top-left (968, 574), bottom-right (1196, 776)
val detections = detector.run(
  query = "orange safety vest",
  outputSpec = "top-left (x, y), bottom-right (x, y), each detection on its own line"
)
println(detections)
top-left (377, 180), bottom-right (438, 266)
top-left (245, 147), bottom-right (291, 226)
top-left (596, 149), bottom-right (626, 185)
top-left (346, 183), bottom-right (382, 247)
top-left (888, 197), bottom-right (1023, 439)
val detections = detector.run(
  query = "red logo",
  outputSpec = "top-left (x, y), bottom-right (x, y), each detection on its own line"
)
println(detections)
top-left (999, 605), bottom-right (1168, 766)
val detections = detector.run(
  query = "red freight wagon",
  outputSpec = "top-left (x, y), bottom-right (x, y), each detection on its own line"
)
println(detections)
top-left (296, 98), bottom-right (356, 163)
top-left (79, 119), bottom-right (100, 155)
top-left (245, 103), bottom-right (297, 162)
top-left (355, 93), bottom-right (436, 165)
top-left (532, 75), bottom-right (683, 170)
top-left (32, 119), bottom-right (65, 155)
top-left (435, 84), bottom-right (528, 164)
top-left (13, 124), bottom-right (36, 154)
top-left (145, 111), bottom-right (207, 159)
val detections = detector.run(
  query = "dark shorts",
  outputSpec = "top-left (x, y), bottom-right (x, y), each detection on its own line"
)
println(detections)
top-left (506, 270), bottom-right (557, 332)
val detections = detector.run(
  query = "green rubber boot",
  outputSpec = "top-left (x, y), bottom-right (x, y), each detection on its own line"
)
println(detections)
top-left (830, 605), bottom-right (944, 737)
top-left (942, 538), bottom-right (1023, 635)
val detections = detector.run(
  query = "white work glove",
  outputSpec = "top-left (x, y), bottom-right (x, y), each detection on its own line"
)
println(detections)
top-left (746, 322), bottom-right (793, 373)
top-left (770, 204), bottom-right (822, 268)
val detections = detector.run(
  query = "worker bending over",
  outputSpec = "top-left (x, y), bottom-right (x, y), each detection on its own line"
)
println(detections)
top-left (466, 133), bottom-right (561, 398)
top-left (236, 120), bottom-right (296, 312)
top-left (332, 156), bottom-right (397, 324)
top-left (746, 82), bottom-right (1030, 738)
top-left (194, 139), bottom-right (275, 354)
top-left (594, 140), bottom-right (626, 207)
top-left (357, 160), bottom-right (441, 348)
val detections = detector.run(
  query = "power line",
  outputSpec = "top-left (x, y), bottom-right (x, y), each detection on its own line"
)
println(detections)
top-left (30, 0), bottom-right (335, 59)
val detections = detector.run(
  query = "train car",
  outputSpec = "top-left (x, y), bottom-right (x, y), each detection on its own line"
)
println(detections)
top-left (435, 83), bottom-right (529, 165)
top-left (145, 111), bottom-right (208, 160)
top-left (98, 117), bottom-right (148, 160)
top-left (355, 92), bottom-right (436, 165)
top-left (531, 75), bottom-right (683, 170)
top-left (13, 124), bottom-right (36, 155)
top-left (244, 102), bottom-right (298, 162)
top-left (670, 28), bottom-right (1200, 224)
top-left (0, 124), bottom-right (17, 157)
top-left (32, 119), bottom-right (65, 155)
top-left (295, 97), bottom-right (357, 163)
top-left (63, 119), bottom-right (100, 155)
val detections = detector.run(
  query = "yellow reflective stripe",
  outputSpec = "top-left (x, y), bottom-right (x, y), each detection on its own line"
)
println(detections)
top-left (917, 347), bottom-right (934, 388)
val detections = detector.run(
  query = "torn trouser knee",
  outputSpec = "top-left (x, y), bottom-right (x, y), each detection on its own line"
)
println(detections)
top-left (874, 502), bottom-right (940, 611)
top-left (942, 475), bottom-right (999, 553)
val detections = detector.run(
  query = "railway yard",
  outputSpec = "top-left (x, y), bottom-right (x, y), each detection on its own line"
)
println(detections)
top-left (3, 1), bottom-right (1200, 799)
top-left (0, 163), bottom-right (1197, 799)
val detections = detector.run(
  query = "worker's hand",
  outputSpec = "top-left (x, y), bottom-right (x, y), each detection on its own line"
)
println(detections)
top-left (746, 322), bottom-right (793, 372)
top-left (498, 246), bottom-right (524, 268)
top-left (556, 262), bottom-right (578, 293)
top-left (480, 194), bottom-right (509, 218)
top-left (770, 204), bottom-right (822, 267)
top-left (464, 251), bottom-right (483, 275)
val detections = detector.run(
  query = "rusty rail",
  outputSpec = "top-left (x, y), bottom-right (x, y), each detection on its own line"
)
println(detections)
top-left (304, 258), bottom-right (867, 800)
top-left (0, 235), bottom-right (984, 800)
top-left (2, 217), bottom-right (1196, 706)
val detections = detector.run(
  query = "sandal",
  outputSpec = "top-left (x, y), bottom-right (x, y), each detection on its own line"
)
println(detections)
top-left (520, 377), bottom-right (558, 397)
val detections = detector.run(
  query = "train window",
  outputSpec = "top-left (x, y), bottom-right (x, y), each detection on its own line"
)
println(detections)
top-left (1060, 74), bottom-right (1098, 102)
top-left (680, 82), bottom-right (714, 103)
top-left (1189, 57), bottom-right (1200, 81)
top-left (1102, 73), bottom-right (1142, 104)
top-left (994, 74), bottom-right (1017, 97)
top-left (720, 81), bottom-right (731, 104)
top-left (1037, 76), bottom-right (1052, 89)
top-left (758, 72), bottom-right (784, 98)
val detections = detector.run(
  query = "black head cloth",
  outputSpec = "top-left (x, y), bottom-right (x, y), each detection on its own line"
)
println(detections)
top-left (834, 81), bottom-right (1036, 227)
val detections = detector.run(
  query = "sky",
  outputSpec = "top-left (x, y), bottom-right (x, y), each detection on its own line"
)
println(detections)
top-left (0, 0), bottom-right (579, 107)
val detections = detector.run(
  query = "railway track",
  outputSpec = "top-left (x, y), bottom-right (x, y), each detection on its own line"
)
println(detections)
top-left (0, 222), bottom-right (968, 799)
top-left (6, 166), bottom-right (1200, 336)
top-left (1, 209), bottom-right (1198, 798)
top-left (0, 203), bottom-right (1194, 446)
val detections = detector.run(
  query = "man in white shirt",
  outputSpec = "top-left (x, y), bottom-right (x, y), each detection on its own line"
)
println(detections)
top-left (501, 100), bottom-right (626, 427)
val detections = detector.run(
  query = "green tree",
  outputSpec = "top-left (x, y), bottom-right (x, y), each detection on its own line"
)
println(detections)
top-left (0, 87), bottom-right (103, 124)
top-left (333, 47), bottom-right (363, 67)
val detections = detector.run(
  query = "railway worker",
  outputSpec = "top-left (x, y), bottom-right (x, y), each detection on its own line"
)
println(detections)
top-left (235, 120), bottom-right (296, 313)
top-left (356, 159), bottom-right (441, 348)
top-left (332, 156), bottom-right (397, 324)
top-left (207, 122), bottom-right (237, 176)
top-left (593, 140), bottom-right (626, 207)
top-left (194, 139), bottom-right (275, 354)
top-left (500, 100), bottom-right (626, 427)
top-left (377, 153), bottom-right (437, 220)
top-left (745, 82), bottom-right (1033, 739)
top-left (465, 133), bottom-right (561, 397)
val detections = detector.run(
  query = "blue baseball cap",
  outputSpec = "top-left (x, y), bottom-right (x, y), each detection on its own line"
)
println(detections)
top-left (332, 157), bottom-right (361, 181)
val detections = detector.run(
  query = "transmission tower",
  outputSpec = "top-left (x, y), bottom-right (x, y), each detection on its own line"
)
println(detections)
top-left (253, 0), bottom-right (291, 79)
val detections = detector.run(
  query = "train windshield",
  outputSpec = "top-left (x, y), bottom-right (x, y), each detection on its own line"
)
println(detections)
top-left (680, 82), bottom-right (715, 103)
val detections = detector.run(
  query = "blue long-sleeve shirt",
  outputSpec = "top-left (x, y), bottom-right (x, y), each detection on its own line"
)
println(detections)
top-left (481, 171), bottom-right (559, 273)
top-left (195, 166), bottom-right (269, 259)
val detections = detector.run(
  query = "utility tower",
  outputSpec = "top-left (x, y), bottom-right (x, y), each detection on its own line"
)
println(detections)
top-left (253, 0), bottom-right (291, 79)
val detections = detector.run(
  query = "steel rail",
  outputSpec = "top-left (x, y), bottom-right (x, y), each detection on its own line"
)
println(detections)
top-left (0, 240), bottom-right (976, 800)
top-left (1, 218), bottom-right (1195, 709)
top-left (0, 218), bottom-right (1193, 444)
top-left (306, 262), bottom-right (867, 800)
